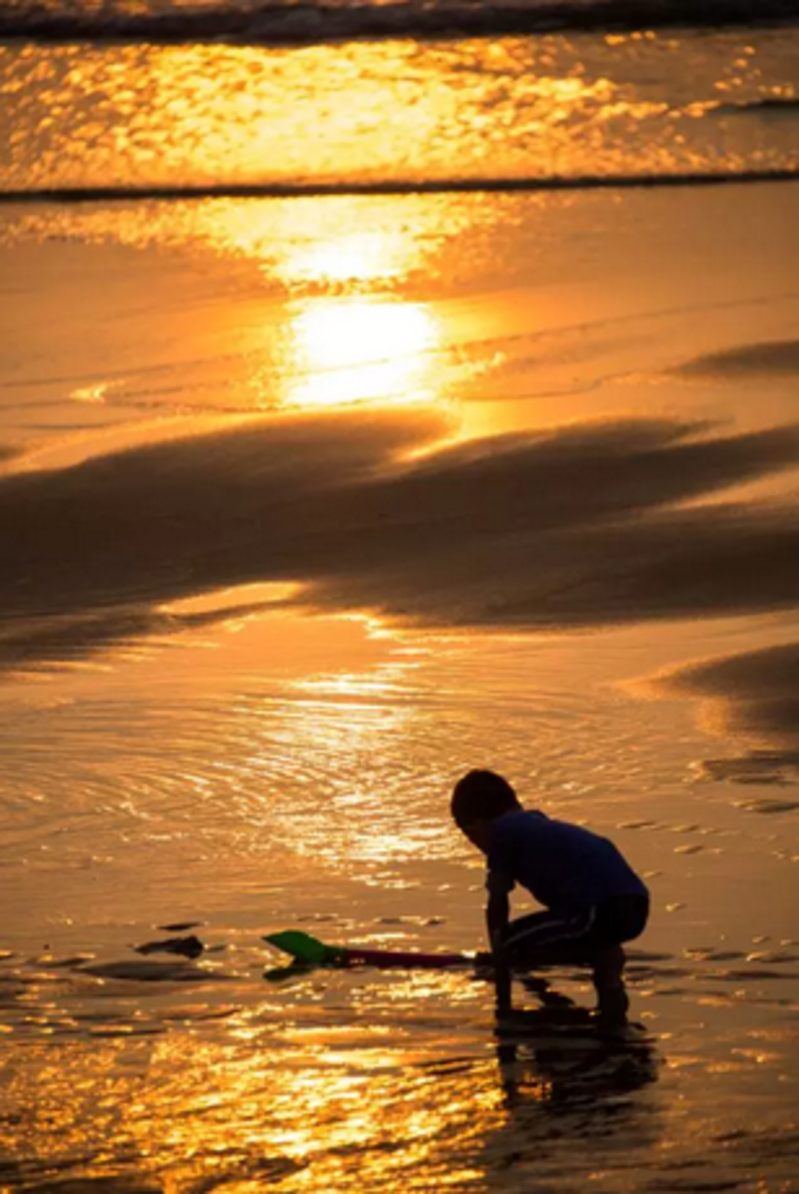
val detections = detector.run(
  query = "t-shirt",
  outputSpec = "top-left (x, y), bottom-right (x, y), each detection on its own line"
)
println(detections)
top-left (486, 808), bottom-right (648, 915)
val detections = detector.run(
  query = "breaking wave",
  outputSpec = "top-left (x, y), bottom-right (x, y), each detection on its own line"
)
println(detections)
top-left (2, 0), bottom-right (798, 46)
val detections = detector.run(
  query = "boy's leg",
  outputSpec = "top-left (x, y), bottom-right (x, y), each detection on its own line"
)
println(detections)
top-left (499, 911), bottom-right (589, 1010)
top-left (588, 896), bottom-right (649, 1021)
top-left (503, 907), bottom-right (635, 1021)
top-left (501, 908), bottom-right (596, 968)
top-left (591, 943), bottom-right (629, 1021)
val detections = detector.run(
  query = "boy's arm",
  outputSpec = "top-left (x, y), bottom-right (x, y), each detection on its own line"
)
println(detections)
top-left (486, 889), bottom-right (509, 949)
top-left (486, 890), bottom-right (511, 1013)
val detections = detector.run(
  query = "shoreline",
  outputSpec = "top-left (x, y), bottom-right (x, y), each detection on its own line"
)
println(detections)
top-left (2, 167), bottom-right (799, 203)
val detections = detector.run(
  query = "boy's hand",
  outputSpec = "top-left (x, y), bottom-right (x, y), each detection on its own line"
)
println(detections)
top-left (493, 959), bottom-right (512, 1014)
top-left (486, 891), bottom-right (511, 1013)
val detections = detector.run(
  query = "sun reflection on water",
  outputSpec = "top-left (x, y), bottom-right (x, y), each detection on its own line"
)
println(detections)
top-left (275, 230), bottom-right (425, 290)
top-left (287, 299), bottom-right (440, 409)
top-left (3, 185), bottom-right (518, 433)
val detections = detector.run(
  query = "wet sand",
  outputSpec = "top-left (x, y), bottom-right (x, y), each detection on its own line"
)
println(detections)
top-left (1, 181), bottom-right (798, 1190)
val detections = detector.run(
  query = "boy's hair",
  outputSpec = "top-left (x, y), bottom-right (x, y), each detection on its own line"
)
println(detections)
top-left (450, 770), bottom-right (519, 828)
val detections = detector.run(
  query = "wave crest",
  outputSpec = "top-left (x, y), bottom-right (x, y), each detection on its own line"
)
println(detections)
top-left (2, 0), bottom-right (799, 46)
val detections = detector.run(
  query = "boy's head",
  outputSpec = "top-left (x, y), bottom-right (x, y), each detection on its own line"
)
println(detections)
top-left (451, 770), bottom-right (520, 850)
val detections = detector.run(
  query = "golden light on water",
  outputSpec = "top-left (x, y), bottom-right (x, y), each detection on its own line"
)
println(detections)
top-left (4, 18), bottom-right (799, 1194)
top-left (287, 300), bottom-right (440, 409)
top-left (3, 1010), bottom-right (505, 1191)
top-left (275, 230), bottom-right (423, 288)
top-left (173, 203), bottom-right (432, 290)
top-left (269, 210), bottom-right (441, 413)
top-left (5, 35), bottom-right (754, 193)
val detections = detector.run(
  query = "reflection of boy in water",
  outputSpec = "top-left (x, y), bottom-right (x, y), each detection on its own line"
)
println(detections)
top-left (494, 1003), bottom-right (659, 1113)
top-left (451, 770), bottom-right (649, 1020)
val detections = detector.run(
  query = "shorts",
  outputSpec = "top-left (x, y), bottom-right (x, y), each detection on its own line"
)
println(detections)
top-left (500, 893), bottom-right (650, 967)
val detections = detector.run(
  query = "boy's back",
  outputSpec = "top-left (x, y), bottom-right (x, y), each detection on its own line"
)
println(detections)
top-left (486, 808), bottom-right (649, 915)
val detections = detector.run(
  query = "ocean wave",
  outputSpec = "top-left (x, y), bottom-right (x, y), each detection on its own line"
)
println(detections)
top-left (2, 0), bottom-right (799, 46)
top-left (1, 167), bottom-right (798, 201)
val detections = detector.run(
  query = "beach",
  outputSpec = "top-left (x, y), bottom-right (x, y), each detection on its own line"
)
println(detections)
top-left (1, 11), bottom-right (799, 1190)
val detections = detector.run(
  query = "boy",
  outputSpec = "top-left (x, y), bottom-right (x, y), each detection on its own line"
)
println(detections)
top-left (451, 769), bottom-right (649, 1020)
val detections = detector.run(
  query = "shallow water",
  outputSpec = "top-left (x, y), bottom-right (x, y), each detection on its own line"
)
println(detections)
top-left (2, 613), bottom-right (798, 1190)
top-left (2, 17), bottom-right (799, 1193)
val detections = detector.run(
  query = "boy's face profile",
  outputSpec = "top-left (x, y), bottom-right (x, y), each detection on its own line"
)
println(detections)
top-left (458, 818), bottom-right (492, 854)
top-left (450, 770), bottom-right (519, 841)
